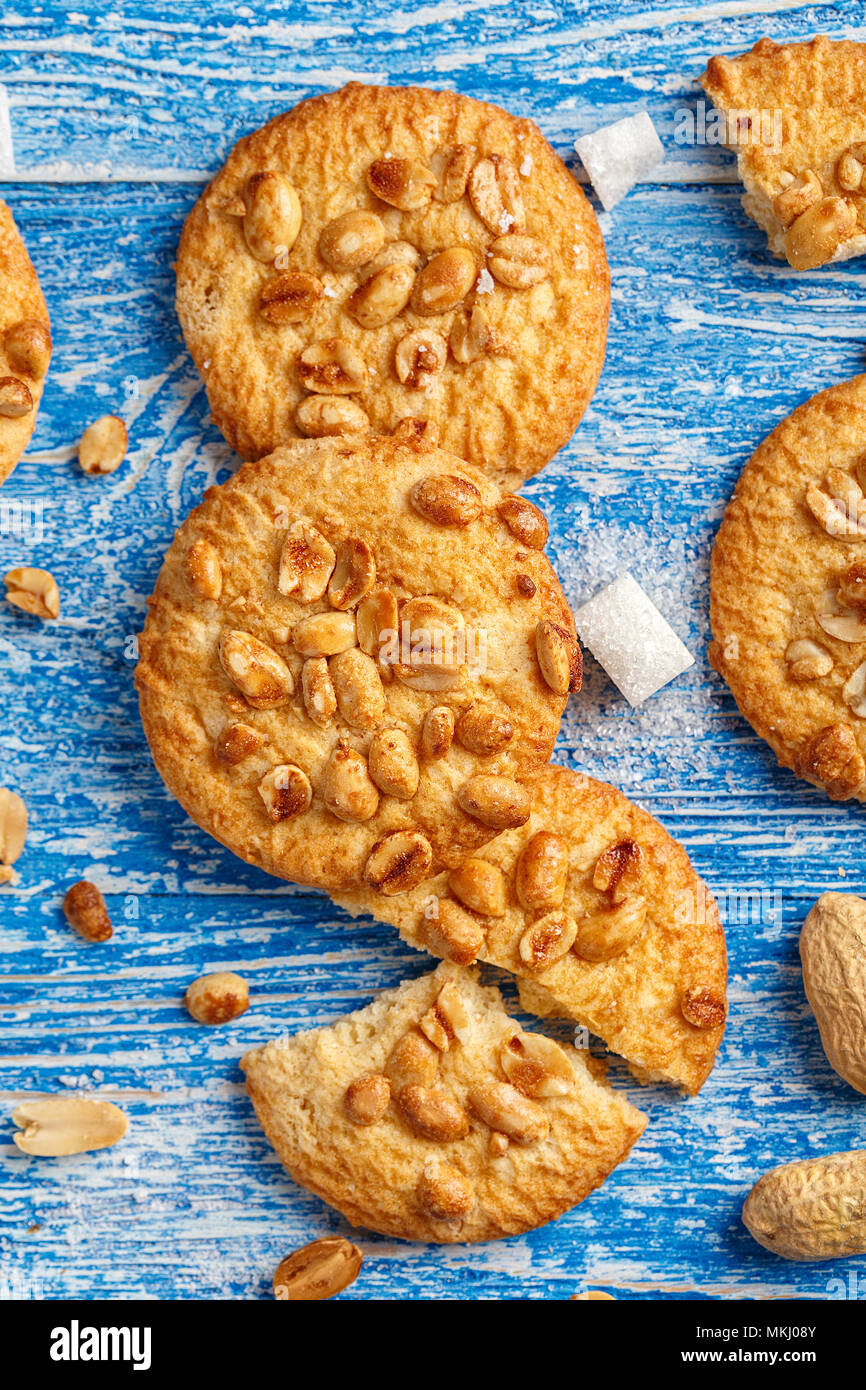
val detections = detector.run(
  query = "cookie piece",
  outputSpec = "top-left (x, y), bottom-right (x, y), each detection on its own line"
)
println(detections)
top-left (336, 765), bottom-right (727, 1094)
top-left (176, 82), bottom-right (609, 487)
top-left (701, 36), bottom-right (866, 270)
top-left (710, 376), bottom-right (866, 803)
top-left (136, 435), bottom-right (578, 892)
top-left (0, 200), bottom-right (51, 487)
top-left (241, 962), bottom-right (646, 1243)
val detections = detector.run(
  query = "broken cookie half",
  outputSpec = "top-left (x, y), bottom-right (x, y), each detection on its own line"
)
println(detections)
top-left (336, 766), bottom-right (727, 1095)
top-left (241, 962), bottom-right (646, 1244)
top-left (701, 35), bottom-right (866, 270)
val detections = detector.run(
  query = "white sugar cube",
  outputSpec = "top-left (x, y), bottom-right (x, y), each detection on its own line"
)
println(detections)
top-left (574, 112), bottom-right (663, 211)
top-left (575, 572), bottom-right (694, 707)
top-left (0, 85), bottom-right (14, 177)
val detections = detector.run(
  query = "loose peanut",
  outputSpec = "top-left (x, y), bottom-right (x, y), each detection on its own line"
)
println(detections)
top-left (4, 566), bottom-right (60, 619)
top-left (78, 415), bottom-right (127, 475)
top-left (63, 880), bottom-right (112, 942)
top-left (0, 787), bottom-right (27, 866)
top-left (273, 1238), bottom-right (362, 1301)
top-left (185, 970), bottom-right (250, 1024)
top-left (12, 1097), bottom-right (128, 1157)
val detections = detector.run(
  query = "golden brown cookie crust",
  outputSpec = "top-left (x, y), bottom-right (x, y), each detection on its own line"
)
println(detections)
top-left (0, 200), bottom-right (51, 487)
top-left (710, 375), bottom-right (866, 803)
top-left (176, 82), bottom-right (609, 486)
top-left (337, 765), bottom-right (727, 1094)
top-left (701, 36), bottom-right (866, 268)
top-left (241, 962), bottom-right (647, 1243)
top-left (136, 435), bottom-right (577, 892)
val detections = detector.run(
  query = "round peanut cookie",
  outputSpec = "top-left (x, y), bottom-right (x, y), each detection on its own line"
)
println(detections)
top-left (0, 200), bottom-right (51, 487)
top-left (175, 82), bottom-right (609, 487)
top-left (135, 432), bottom-right (580, 892)
top-left (710, 376), bottom-right (866, 802)
top-left (336, 765), bottom-right (728, 1095)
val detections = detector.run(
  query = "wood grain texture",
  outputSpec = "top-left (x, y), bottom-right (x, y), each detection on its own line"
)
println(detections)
top-left (2, 0), bottom-right (866, 1301)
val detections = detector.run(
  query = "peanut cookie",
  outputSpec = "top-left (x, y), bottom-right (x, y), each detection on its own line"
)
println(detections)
top-left (175, 82), bottom-right (609, 486)
top-left (701, 36), bottom-right (866, 269)
top-left (0, 200), bottom-right (51, 487)
top-left (710, 376), bottom-right (866, 804)
top-left (241, 962), bottom-right (646, 1243)
top-left (136, 434), bottom-right (579, 892)
top-left (336, 765), bottom-right (727, 1094)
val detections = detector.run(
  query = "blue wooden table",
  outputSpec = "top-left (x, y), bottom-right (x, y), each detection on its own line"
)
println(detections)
top-left (2, 0), bottom-right (865, 1302)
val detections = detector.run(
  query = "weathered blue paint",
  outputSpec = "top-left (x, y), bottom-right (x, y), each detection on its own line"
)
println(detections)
top-left (1, 0), bottom-right (865, 1301)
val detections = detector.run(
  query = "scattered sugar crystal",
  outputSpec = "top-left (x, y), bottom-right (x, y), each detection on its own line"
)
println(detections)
top-left (323, 284), bottom-right (337, 298)
top-left (574, 111), bottom-right (663, 211)
top-left (0, 85), bottom-right (15, 177)
top-left (520, 153), bottom-right (533, 176)
top-left (499, 210), bottom-right (513, 232)
top-left (475, 268), bottom-right (494, 294)
top-left (574, 572), bottom-right (694, 707)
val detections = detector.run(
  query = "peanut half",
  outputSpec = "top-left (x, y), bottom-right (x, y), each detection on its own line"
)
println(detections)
top-left (12, 1096), bottom-right (128, 1156)
top-left (273, 1237), bottom-right (362, 1301)
top-left (0, 788), bottom-right (27, 867)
